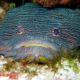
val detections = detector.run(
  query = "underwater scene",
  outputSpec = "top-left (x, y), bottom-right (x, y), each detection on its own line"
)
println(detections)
top-left (0, 1), bottom-right (80, 80)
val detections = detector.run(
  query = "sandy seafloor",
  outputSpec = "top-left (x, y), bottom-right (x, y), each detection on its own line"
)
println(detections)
top-left (0, 56), bottom-right (80, 80)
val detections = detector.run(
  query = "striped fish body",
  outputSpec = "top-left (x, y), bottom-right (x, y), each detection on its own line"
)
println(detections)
top-left (0, 3), bottom-right (80, 60)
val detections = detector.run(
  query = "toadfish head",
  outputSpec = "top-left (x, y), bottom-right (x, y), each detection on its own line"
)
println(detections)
top-left (0, 3), bottom-right (80, 62)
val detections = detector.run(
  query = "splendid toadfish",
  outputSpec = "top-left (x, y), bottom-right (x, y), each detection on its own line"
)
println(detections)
top-left (0, 3), bottom-right (80, 62)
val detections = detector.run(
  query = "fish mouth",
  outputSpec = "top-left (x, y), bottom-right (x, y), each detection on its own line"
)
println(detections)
top-left (14, 40), bottom-right (58, 60)
top-left (15, 40), bottom-right (56, 50)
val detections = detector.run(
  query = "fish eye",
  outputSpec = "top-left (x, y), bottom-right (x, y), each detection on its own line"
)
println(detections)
top-left (53, 28), bottom-right (60, 35)
top-left (51, 28), bottom-right (60, 37)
